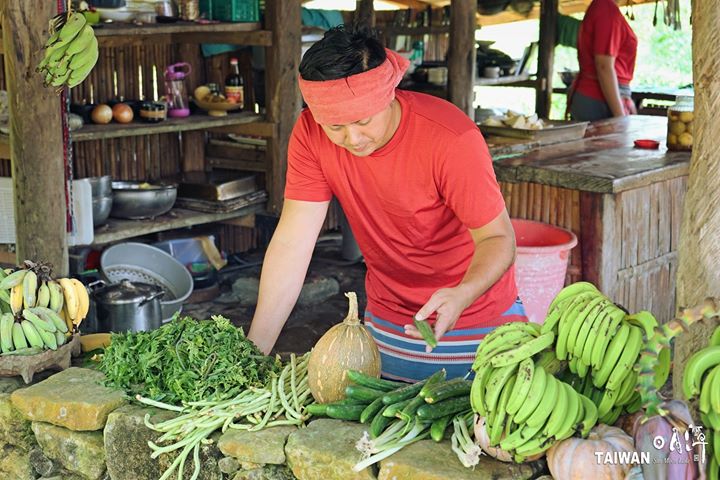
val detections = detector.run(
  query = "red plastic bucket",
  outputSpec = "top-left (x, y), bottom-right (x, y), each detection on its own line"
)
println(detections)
top-left (511, 219), bottom-right (578, 324)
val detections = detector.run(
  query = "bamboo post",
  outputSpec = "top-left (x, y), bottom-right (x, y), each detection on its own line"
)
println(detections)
top-left (447, 0), bottom-right (475, 117)
top-left (535, 0), bottom-right (558, 118)
top-left (356, 0), bottom-right (375, 28)
top-left (673, 0), bottom-right (720, 399)
top-left (264, 0), bottom-right (301, 214)
top-left (2, 0), bottom-right (68, 274)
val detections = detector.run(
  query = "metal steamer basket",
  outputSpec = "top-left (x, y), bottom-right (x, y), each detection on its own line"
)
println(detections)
top-left (100, 242), bottom-right (194, 322)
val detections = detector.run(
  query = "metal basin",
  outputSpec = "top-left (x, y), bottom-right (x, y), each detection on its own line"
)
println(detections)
top-left (110, 181), bottom-right (177, 219)
top-left (92, 195), bottom-right (113, 226)
top-left (87, 175), bottom-right (113, 198)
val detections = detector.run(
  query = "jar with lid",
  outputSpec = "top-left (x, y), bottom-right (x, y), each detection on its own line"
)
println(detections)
top-left (667, 95), bottom-right (694, 151)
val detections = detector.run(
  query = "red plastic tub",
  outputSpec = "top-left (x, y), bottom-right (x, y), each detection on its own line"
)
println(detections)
top-left (511, 219), bottom-right (578, 324)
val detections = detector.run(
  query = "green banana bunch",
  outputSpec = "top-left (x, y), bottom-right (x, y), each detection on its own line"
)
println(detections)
top-left (20, 320), bottom-right (44, 349)
top-left (11, 322), bottom-right (28, 350)
top-left (22, 308), bottom-right (56, 334)
top-left (37, 12), bottom-right (99, 91)
top-left (683, 345), bottom-right (720, 400)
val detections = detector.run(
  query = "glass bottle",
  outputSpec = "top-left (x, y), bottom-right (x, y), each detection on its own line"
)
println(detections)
top-left (225, 58), bottom-right (244, 108)
top-left (667, 95), bottom-right (694, 151)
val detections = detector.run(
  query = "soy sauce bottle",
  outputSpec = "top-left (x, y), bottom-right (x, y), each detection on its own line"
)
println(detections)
top-left (225, 58), bottom-right (244, 107)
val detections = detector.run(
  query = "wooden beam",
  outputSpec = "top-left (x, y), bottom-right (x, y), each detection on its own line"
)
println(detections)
top-left (535, 0), bottom-right (558, 118)
top-left (264, 0), bottom-right (302, 214)
top-left (2, 0), bottom-right (68, 273)
top-left (673, 0), bottom-right (720, 401)
top-left (356, 0), bottom-right (376, 28)
top-left (447, 0), bottom-right (475, 117)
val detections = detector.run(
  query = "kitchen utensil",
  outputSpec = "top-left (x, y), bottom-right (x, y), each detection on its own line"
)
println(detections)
top-left (110, 181), bottom-right (177, 219)
top-left (634, 139), bottom-right (660, 149)
top-left (155, 0), bottom-right (178, 17)
top-left (87, 175), bottom-right (113, 198)
top-left (139, 101), bottom-right (167, 123)
top-left (96, 7), bottom-right (136, 22)
top-left (92, 196), bottom-right (113, 226)
top-left (164, 63), bottom-right (192, 118)
top-left (192, 96), bottom-right (243, 117)
top-left (100, 242), bottom-right (194, 321)
top-left (89, 279), bottom-right (165, 333)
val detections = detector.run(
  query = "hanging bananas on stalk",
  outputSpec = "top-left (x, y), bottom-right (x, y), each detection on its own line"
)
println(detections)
top-left (684, 325), bottom-right (720, 478)
top-left (37, 10), bottom-right (99, 91)
top-left (0, 261), bottom-right (89, 356)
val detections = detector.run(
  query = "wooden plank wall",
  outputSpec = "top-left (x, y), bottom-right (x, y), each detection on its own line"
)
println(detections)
top-left (613, 176), bottom-right (686, 323)
top-left (0, 53), bottom-right (8, 177)
top-left (500, 181), bottom-right (583, 284)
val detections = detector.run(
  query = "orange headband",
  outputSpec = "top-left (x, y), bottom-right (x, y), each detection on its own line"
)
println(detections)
top-left (298, 48), bottom-right (410, 125)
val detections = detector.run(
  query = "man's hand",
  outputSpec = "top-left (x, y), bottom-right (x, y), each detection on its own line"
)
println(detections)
top-left (404, 285), bottom-right (474, 352)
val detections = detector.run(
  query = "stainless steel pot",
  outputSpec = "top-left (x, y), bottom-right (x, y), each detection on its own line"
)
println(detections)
top-left (90, 280), bottom-right (165, 333)
top-left (110, 181), bottom-right (177, 219)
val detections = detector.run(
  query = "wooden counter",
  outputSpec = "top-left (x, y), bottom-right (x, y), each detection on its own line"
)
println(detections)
top-left (489, 116), bottom-right (691, 323)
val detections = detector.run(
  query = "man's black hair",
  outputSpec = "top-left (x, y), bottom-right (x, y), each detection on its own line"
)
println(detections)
top-left (299, 23), bottom-right (386, 81)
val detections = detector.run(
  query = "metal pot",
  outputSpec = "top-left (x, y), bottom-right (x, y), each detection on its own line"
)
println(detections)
top-left (111, 181), bottom-right (177, 219)
top-left (90, 280), bottom-right (164, 333)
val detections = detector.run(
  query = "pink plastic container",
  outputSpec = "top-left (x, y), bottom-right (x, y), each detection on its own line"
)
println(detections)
top-left (511, 219), bottom-right (578, 324)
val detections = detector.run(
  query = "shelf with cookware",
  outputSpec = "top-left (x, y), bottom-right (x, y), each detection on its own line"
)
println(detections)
top-left (0, 0), bottom-right (300, 272)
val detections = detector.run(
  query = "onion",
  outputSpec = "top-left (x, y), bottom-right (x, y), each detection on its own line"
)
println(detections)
top-left (112, 103), bottom-right (134, 124)
top-left (91, 104), bottom-right (113, 124)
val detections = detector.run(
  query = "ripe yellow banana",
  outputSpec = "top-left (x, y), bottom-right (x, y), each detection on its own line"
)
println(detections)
top-left (58, 278), bottom-right (79, 320)
top-left (10, 284), bottom-right (24, 315)
top-left (70, 279), bottom-right (90, 323)
top-left (59, 308), bottom-right (74, 334)
top-left (22, 270), bottom-right (38, 309)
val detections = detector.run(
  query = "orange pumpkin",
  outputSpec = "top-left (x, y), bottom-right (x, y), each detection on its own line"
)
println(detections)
top-left (547, 424), bottom-right (636, 479)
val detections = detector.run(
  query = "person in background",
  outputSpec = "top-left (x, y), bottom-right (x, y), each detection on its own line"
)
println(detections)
top-left (569, 0), bottom-right (638, 121)
top-left (247, 24), bottom-right (527, 382)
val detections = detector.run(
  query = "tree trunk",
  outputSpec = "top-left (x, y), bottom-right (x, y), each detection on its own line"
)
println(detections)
top-left (447, 0), bottom-right (475, 117)
top-left (2, 0), bottom-right (68, 274)
top-left (673, 0), bottom-right (720, 398)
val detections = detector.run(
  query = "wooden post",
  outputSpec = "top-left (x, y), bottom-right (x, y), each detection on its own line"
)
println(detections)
top-left (264, 0), bottom-right (301, 214)
top-left (356, 0), bottom-right (375, 28)
top-left (673, 0), bottom-right (720, 398)
top-left (536, 0), bottom-right (558, 118)
top-left (447, 0), bottom-right (476, 117)
top-left (2, 0), bottom-right (68, 274)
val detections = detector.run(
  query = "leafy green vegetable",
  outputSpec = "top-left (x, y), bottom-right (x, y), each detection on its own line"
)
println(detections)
top-left (98, 315), bottom-right (280, 405)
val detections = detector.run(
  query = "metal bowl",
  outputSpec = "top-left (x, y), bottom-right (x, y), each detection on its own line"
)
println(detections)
top-left (87, 175), bottom-right (112, 198)
top-left (92, 195), bottom-right (113, 226)
top-left (110, 181), bottom-right (177, 219)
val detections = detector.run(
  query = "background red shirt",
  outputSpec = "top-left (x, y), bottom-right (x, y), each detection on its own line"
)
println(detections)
top-left (284, 90), bottom-right (517, 329)
top-left (576, 0), bottom-right (638, 101)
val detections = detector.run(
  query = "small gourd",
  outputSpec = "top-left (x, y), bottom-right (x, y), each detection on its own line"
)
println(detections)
top-left (307, 292), bottom-right (381, 403)
top-left (547, 424), bottom-right (635, 479)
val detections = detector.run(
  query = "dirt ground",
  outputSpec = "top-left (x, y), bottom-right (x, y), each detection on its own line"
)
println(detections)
top-left (182, 235), bottom-right (368, 357)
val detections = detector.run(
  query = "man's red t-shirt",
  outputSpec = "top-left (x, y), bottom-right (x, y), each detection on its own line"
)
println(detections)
top-left (284, 89), bottom-right (517, 329)
top-left (576, 0), bottom-right (638, 101)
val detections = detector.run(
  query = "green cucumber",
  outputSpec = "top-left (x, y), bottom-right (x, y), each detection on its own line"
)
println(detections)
top-left (423, 378), bottom-right (472, 404)
top-left (416, 396), bottom-right (472, 421)
top-left (345, 384), bottom-right (386, 402)
top-left (419, 369), bottom-right (448, 398)
top-left (383, 398), bottom-right (412, 418)
top-left (326, 404), bottom-right (366, 421)
top-left (347, 370), bottom-right (406, 391)
top-left (414, 318), bottom-right (438, 348)
top-left (360, 397), bottom-right (385, 424)
top-left (370, 407), bottom-right (394, 437)
top-left (398, 395), bottom-right (426, 421)
top-left (430, 414), bottom-right (452, 442)
top-left (305, 403), bottom-right (330, 416)
top-left (382, 379), bottom-right (427, 405)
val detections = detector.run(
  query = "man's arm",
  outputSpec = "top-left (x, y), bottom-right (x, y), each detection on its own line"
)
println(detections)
top-left (594, 54), bottom-right (625, 117)
top-left (405, 209), bottom-right (516, 348)
top-left (247, 199), bottom-right (330, 354)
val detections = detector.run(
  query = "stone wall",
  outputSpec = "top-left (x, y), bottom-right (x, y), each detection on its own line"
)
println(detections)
top-left (0, 368), bottom-right (546, 480)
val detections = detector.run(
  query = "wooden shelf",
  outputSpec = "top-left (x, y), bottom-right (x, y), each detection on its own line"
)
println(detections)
top-left (475, 73), bottom-right (532, 86)
top-left (91, 200), bottom-right (267, 245)
top-left (94, 22), bottom-right (272, 47)
top-left (71, 112), bottom-right (272, 142)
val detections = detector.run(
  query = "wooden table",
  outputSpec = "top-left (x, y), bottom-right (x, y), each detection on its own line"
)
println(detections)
top-left (487, 115), bottom-right (691, 323)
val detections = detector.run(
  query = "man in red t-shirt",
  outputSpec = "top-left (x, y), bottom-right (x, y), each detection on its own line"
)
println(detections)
top-left (247, 24), bottom-right (526, 381)
top-left (570, 0), bottom-right (638, 121)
